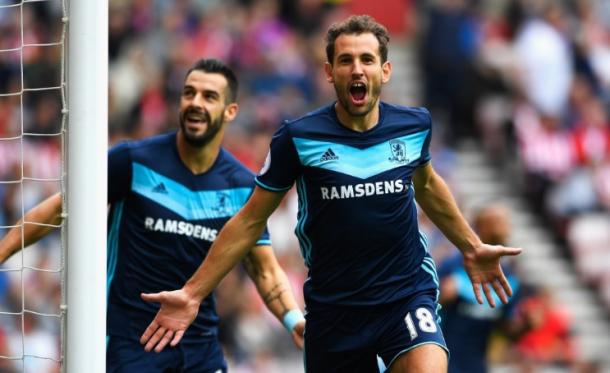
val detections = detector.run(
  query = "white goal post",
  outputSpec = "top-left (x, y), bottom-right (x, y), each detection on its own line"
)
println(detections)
top-left (66, 0), bottom-right (108, 371)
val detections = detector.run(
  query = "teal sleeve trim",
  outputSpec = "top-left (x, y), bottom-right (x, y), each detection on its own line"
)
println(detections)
top-left (254, 178), bottom-right (292, 192)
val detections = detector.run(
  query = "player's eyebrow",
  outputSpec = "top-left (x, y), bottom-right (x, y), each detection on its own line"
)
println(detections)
top-left (182, 86), bottom-right (221, 99)
top-left (360, 52), bottom-right (377, 60)
top-left (202, 89), bottom-right (220, 99)
top-left (336, 51), bottom-right (378, 62)
top-left (336, 52), bottom-right (353, 61)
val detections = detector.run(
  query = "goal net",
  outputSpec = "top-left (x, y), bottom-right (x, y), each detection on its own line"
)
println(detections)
top-left (0, 0), bottom-right (107, 371)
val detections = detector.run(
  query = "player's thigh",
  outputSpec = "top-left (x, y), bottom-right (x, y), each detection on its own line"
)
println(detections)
top-left (181, 340), bottom-right (227, 373)
top-left (389, 343), bottom-right (447, 373)
top-left (107, 335), bottom-right (180, 373)
top-left (377, 291), bottom-right (448, 372)
top-left (304, 345), bottom-right (380, 373)
top-left (304, 307), bottom-right (380, 373)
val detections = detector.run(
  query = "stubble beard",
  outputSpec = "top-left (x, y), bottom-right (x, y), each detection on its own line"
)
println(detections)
top-left (179, 108), bottom-right (223, 147)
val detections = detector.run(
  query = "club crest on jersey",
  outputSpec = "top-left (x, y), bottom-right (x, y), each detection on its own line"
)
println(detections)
top-left (388, 140), bottom-right (408, 164)
top-left (212, 192), bottom-right (230, 215)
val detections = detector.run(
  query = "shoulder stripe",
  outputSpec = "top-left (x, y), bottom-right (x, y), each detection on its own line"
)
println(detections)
top-left (292, 130), bottom-right (429, 179)
top-left (132, 163), bottom-right (252, 220)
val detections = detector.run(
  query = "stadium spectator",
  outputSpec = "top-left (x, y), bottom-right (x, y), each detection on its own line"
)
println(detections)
top-left (571, 97), bottom-right (610, 166)
top-left (140, 15), bottom-right (521, 373)
top-left (513, 1), bottom-right (573, 119)
top-left (514, 104), bottom-right (576, 216)
top-left (567, 213), bottom-right (610, 307)
top-left (514, 286), bottom-right (576, 370)
top-left (438, 204), bottom-right (530, 373)
top-left (420, 0), bottom-right (479, 143)
top-left (0, 58), bottom-right (304, 372)
top-left (547, 95), bottom-right (610, 222)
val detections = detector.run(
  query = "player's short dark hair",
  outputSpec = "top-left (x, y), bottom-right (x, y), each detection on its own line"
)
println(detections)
top-left (185, 59), bottom-right (238, 103)
top-left (325, 15), bottom-right (390, 65)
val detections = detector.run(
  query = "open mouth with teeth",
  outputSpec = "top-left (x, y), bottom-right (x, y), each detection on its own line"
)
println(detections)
top-left (349, 82), bottom-right (367, 105)
top-left (184, 109), bottom-right (209, 126)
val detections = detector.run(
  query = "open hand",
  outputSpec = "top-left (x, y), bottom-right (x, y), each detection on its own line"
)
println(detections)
top-left (463, 243), bottom-right (522, 307)
top-left (140, 289), bottom-right (200, 352)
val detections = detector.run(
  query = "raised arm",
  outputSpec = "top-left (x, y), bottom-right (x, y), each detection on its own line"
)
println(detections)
top-left (413, 163), bottom-right (521, 306)
top-left (242, 245), bottom-right (305, 349)
top-left (0, 193), bottom-right (62, 263)
top-left (140, 186), bottom-right (286, 352)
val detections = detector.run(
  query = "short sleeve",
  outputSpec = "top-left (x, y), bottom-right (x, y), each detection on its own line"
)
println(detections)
top-left (243, 184), bottom-right (272, 246)
top-left (418, 111), bottom-right (432, 166)
top-left (255, 122), bottom-right (301, 192)
top-left (255, 225), bottom-right (272, 246)
top-left (108, 142), bottom-right (132, 204)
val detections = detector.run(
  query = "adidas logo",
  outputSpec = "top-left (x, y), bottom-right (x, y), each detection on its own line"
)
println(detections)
top-left (319, 148), bottom-right (339, 162)
top-left (152, 182), bottom-right (168, 194)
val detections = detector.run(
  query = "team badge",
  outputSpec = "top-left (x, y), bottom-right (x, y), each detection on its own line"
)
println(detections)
top-left (213, 192), bottom-right (230, 215)
top-left (388, 140), bottom-right (408, 164)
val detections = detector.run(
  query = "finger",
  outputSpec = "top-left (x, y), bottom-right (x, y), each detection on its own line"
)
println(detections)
top-left (491, 279), bottom-right (508, 305)
top-left (140, 321), bottom-right (159, 345)
top-left (170, 330), bottom-right (185, 347)
top-left (154, 330), bottom-right (175, 353)
top-left (482, 283), bottom-right (496, 308)
top-left (472, 282), bottom-right (483, 305)
top-left (144, 327), bottom-right (166, 352)
top-left (499, 273), bottom-right (514, 298)
top-left (295, 321), bottom-right (305, 336)
top-left (291, 331), bottom-right (304, 349)
top-left (501, 247), bottom-right (522, 257)
top-left (141, 292), bottom-right (163, 302)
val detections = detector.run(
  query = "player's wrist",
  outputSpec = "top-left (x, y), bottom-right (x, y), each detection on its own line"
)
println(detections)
top-left (458, 235), bottom-right (483, 255)
top-left (282, 309), bottom-right (305, 332)
top-left (182, 282), bottom-right (204, 304)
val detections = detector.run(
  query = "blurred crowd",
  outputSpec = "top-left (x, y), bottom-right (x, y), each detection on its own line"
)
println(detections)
top-left (0, 0), bottom-right (609, 371)
top-left (418, 0), bottom-right (610, 308)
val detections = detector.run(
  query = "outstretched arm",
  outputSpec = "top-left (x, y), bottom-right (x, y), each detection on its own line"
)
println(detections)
top-left (0, 193), bottom-right (62, 263)
top-left (413, 163), bottom-right (521, 306)
top-left (140, 186), bottom-right (286, 352)
top-left (242, 245), bottom-right (305, 349)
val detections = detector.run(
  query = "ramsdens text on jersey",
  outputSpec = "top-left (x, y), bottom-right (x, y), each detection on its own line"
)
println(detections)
top-left (320, 179), bottom-right (408, 200)
top-left (144, 217), bottom-right (218, 242)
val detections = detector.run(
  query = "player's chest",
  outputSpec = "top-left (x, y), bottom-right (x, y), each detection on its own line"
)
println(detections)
top-left (293, 131), bottom-right (425, 181)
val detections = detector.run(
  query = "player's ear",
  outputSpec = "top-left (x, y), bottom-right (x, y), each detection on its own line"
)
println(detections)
top-left (224, 103), bottom-right (238, 122)
top-left (381, 61), bottom-right (392, 84)
top-left (324, 62), bottom-right (334, 83)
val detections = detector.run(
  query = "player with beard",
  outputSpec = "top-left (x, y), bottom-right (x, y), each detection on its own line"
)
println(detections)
top-left (141, 16), bottom-right (522, 373)
top-left (0, 58), bottom-right (304, 372)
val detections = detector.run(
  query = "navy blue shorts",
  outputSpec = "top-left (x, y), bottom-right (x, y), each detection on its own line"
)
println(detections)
top-left (106, 336), bottom-right (227, 373)
top-left (304, 263), bottom-right (448, 373)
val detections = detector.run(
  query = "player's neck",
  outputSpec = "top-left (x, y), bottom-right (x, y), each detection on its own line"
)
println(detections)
top-left (176, 131), bottom-right (222, 175)
top-left (334, 102), bottom-right (380, 132)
